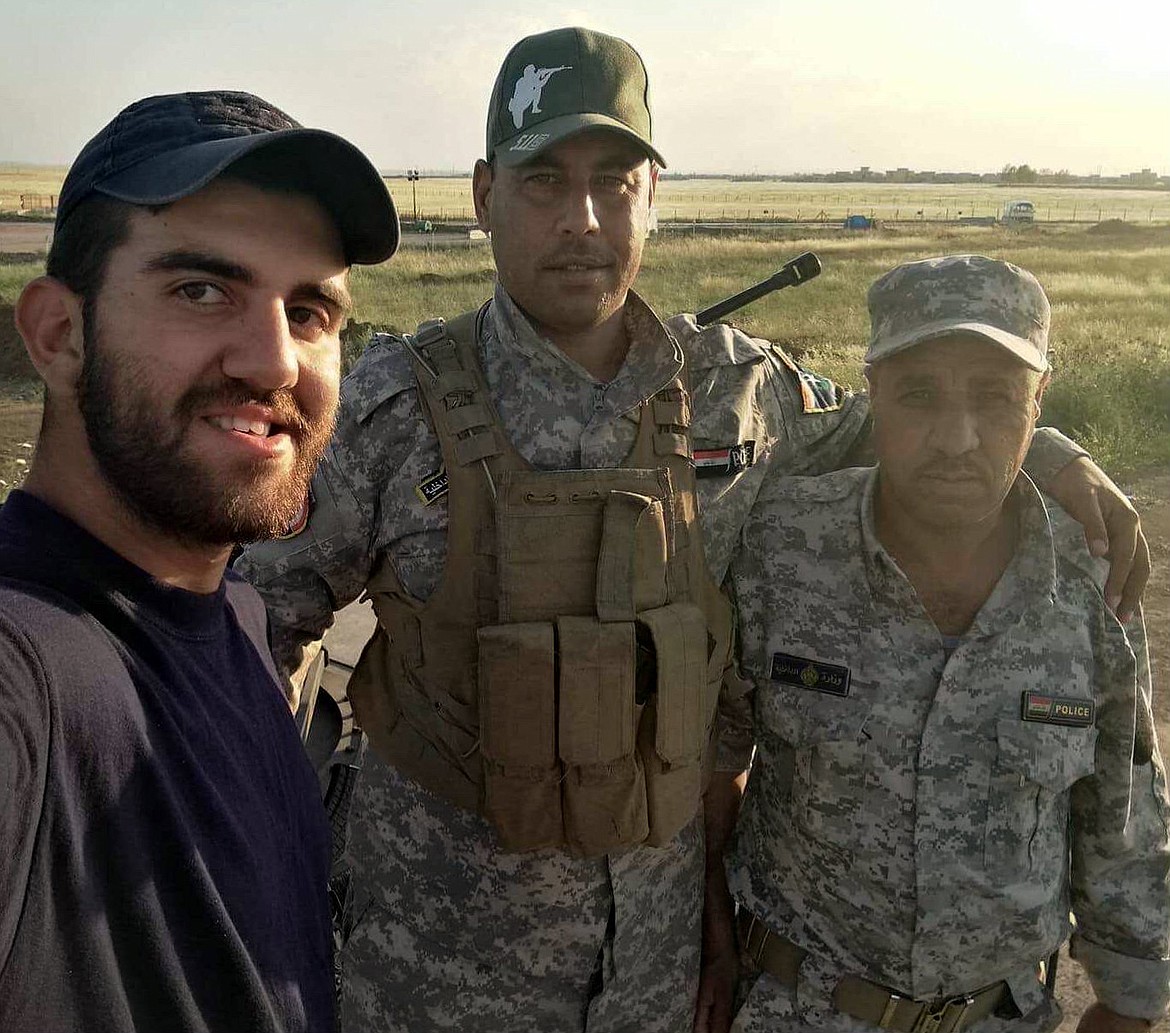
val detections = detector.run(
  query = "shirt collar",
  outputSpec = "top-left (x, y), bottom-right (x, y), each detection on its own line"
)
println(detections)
top-left (489, 282), bottom-right (683, 415)
top-left (860, 467), bottom-right (1059, 633)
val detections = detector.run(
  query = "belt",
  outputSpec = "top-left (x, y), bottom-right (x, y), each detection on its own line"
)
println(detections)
top-left (736, 909), bottom-right (1009, 1033)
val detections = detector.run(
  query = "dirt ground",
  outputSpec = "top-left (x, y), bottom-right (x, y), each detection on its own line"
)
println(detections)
top-left (0, 396), bottom-right (1165, 1027)
top-left (0, 221), bottom-right (52, 254)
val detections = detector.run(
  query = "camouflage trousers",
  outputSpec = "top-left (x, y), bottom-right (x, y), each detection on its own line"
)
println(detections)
top-left (340, 753), bottom-right (705, 1033)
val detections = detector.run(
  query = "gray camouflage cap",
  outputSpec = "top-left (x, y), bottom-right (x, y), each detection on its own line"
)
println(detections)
top-left (865, 254), bottom-right (1050, 372)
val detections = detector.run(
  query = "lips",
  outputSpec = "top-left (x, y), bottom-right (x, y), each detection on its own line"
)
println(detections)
top-left (180, 384), bottom-right (311, 446)
top-left (542, 252), bottom-right (613, 272)
top-left (209, 414), bottom-right (274, 437)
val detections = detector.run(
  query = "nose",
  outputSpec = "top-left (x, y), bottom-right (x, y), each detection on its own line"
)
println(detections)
top-left (220, 300), bottom-right (299, 392)
top-left (928, 405), bottom-right (980, 457)
top-left (557, 182), bottom-right (601, 236)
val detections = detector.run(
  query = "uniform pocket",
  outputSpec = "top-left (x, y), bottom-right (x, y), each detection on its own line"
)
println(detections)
top-left (557, 616), bottom-right (648, 857)
top-left (757, 685), bottom-right (869, 851)
top-left (985, 717), bottom-right (1098, 873)
top-left (478, 622), bottom-right (564, 851)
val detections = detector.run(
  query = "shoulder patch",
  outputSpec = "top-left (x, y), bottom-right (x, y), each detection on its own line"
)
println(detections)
top-left (343, 334), bottom-right (422, 424)
top-left (772, 348), bottom-right (846, 414)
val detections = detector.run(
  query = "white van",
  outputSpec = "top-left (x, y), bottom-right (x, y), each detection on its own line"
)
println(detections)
top-left (1002, 199), bottom-right (1036, 224)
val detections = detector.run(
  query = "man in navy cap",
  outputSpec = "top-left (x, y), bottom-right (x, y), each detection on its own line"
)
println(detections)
top-left (0, 91), bottom-right (397, 1033)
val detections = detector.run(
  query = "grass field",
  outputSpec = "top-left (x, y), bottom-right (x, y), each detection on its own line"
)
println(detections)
top-left (2, 165), bottom-right (1168, 225)
top-left (340, 224), bottom-right (1170, 478)
top-left (0, 164), bottom-right (64, 213)
top-left (3, 222), bottom-right (1169, 481)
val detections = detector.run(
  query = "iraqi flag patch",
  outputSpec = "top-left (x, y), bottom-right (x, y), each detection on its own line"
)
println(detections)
top-left (694, 441), bottom-right (756, 479)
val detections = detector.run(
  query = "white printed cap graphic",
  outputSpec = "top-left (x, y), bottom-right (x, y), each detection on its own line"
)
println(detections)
top-left (486, 26), bottom-right (665, 167)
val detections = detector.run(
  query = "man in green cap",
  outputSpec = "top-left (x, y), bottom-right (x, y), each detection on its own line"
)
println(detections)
top-left (238, 27), bottom-right (1149, 1033)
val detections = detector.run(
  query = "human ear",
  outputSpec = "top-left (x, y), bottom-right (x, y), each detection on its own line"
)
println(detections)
top-left (14, 276), bottom-right (85, 394)
top-left (1033, 370), bottom-right (1052, 419)
top-left (472, 159), bottom-right (494, 233)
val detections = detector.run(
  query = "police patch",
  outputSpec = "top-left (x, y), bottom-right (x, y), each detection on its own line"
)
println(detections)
top-left (415, 467), bottom-right (449, 506)
top-left (694, 441), bottom-right (756, 479)
top-left (1021, 691), bottom-right (1095, 728)
top-left (771, 652), bottom-right (851, 697)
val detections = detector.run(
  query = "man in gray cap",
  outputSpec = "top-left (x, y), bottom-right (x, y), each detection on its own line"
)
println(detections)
top-left (1, 91), bottom-right (397, 1032)
top-left (238, 28), bottom-right (1149, 1033)
top-left (724, 255), bottom-right (1169, 1032)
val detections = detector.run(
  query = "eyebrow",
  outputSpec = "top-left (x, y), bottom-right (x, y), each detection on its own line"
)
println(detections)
top-left (295, 280), bottom-right (353, 315)
top-left (143, 249), bottom-right (352, 314)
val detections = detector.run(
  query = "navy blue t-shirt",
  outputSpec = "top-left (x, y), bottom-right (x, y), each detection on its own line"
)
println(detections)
top-left (0, 491), bottom-right (334, 1032)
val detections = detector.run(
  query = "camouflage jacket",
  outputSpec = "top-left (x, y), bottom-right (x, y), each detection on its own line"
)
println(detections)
top-left (728, 466), bottom-right (1170, 1027)
top-left (238, 285), bottom-right (877, 707)
top-left (237, 285), bottom-right (871, 1032)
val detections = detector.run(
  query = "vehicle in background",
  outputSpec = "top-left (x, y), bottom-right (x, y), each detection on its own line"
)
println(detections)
top-left (1002, 199), bottom-right (1036, 224)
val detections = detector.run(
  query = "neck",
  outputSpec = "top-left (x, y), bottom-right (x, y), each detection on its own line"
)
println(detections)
top-left (874, 480), bottom-right (1019, 635)
top-left (533, 304), bottom-right (631, 383)
top-left (23, 434), bottom-right (230, 595)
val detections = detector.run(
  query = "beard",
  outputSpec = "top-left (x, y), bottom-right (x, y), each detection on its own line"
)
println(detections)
top-left (77, 309), bottom-right (336, 547)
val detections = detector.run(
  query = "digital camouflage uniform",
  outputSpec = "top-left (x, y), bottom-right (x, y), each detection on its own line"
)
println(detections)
top-left (237, 282), bottom-right (1084, 1033)
top-left (727, 466), bottom-right (1170, 1031)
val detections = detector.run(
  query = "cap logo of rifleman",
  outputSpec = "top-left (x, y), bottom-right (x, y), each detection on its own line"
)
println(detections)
top-left (508, 63), bottom-right (572, 128)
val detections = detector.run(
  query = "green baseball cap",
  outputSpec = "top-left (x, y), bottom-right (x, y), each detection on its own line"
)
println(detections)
top-left (485, 27), bottom-right (666, 168)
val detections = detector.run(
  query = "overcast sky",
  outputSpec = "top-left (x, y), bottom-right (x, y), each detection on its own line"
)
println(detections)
top-left (3, 0), bottom-right (1167, 176)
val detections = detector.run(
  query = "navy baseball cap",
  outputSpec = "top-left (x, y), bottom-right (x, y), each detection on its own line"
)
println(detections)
top-left (57, 91), bottom-right (399, 264)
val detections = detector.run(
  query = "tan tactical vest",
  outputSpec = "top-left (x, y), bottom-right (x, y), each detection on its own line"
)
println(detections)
top-left (348, 310), bottom-right (733, 858)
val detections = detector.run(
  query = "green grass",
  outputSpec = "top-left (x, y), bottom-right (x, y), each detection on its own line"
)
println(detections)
top-left (0, 164), bottom-right (66, 213)
top-left (3, 223), bottom-right (1169, 477)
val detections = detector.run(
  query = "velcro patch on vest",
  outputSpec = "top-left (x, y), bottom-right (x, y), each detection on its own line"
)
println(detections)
top-left (415, 466), bottom-right (449, 506)
top-left (694, 441), bottom-right (756, 479)
top-left (770, 652), bottom-right (851, 697)
top-left (1021, 692), bottom-right (1095, 728)
top-left (276, 489), bottom-right (312, 539)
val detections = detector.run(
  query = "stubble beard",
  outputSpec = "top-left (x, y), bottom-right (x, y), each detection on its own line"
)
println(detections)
top-left (77, 309), bottom-right (336, 548)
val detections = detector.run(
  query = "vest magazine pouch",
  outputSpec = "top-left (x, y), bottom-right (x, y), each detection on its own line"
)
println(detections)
top-left (478, 622), bottom-right (564, 852)
top-left (595, 491), bottom-right (669, 622)
top-left (497, 468), bottom-right (672, 623)
top-left (637, 603), bottom-right (709, 845)
top-left (557, 616), bottom-right (648, 857)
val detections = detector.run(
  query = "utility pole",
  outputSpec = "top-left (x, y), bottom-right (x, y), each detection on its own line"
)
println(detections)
top-left (407, 169), bottom-right (420, 223)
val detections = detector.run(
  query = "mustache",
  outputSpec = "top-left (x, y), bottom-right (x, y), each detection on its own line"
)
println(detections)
top-left (915, 459), bottom-right (987, 479)
top-left (176, 383), bottom-right (313, 437)
top-left (541, 248), bottom-right (614, 267)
